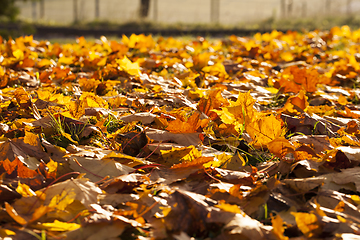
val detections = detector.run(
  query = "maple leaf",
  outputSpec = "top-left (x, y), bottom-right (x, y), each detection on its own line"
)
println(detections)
top-left (246, 114), bottom-right (283, 148)
top-left (37, 220), bottom-right (81, 232)
top-left (166, 111), bottom-right (202, 133)
top-left (197, 89), bottom-right (228, 120)
top-left (212, 91), bottom-right (258, 134)
top-left (67, 155), bottom-right (134, 182)
top-left (42, 178), bottom-right (102, 211)
top-left (0, 131), bottom-right (55, 170)
top-left (271, 214), bottom-right (289, 240)
top-left (116, 56), bottom-right (141, 77)
top-left (275, 66), bottom-right (320, 93)
top-left (291, 212), bottom-right (321, 238)
top-left (268, 137), bottom-right (296, 162)
top-left (161, 145), bottom-right (202, 166)
top-left (280, 90), bottom-right (309, 115)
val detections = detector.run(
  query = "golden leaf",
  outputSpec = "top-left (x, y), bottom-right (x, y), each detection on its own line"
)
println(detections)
top-left (291, 212), bottom-right (321, 238)
top-left (24, 131), bottom-right (39, 146)
top-left (37, 220), bottom-right (81, 232)
top-left (16, 182), bottom-right (36, 197)
top-left (166, 112), bottom-right (201, 133)
top-left (116, 56), bottom-right (141, 76)
top-left (271, 214), bottom-right (289, 240)
top-left (215, 201), bottom-right (242, 214)
top-left (13, 49), bottom-right (24, 61)
top-left (246, 114), bottom-right (283, 147)
top-left (161, 145), bottom-right (202, 165)
top-left (267, 137), bottom-right (295, 159)
top-left (338, 94), bottom-right (348, 105)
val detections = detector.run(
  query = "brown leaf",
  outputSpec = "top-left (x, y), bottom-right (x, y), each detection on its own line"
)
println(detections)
top-left (146, 128), bottom-right (202, 146)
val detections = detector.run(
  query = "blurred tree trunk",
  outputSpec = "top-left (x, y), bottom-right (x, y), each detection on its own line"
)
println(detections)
top-left (40, 0), bottom-right (44, 19)
top-left (95, 0), bottom-right (99, 19)
top-left (281, 0), bottom-right (286, 18)
top-left (140, 0), bottom-right (150, 18)
top-left (32, 1), bottom-right (37, 20)
top-left (153, 0), bottom-right (158, 21)
top-left (347, 0), bottom-right (352, 15)
top-left (210, 0), bottom-right (220, 23)
top-left (74, 0), bottom-right (78, 23)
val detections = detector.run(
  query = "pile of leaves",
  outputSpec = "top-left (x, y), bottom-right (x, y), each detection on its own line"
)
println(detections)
top-left (1, 26), bottom-right (360, 239)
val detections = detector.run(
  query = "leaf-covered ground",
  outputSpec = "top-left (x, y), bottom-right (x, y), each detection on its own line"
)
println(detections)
top-left (1, 26), bottom-right (360, 239)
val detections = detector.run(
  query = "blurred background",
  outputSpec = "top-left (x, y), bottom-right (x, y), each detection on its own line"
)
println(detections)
top-left (15, 0), bottom-right (357, 25)
top-left (1, 0), bottom-right (360, 38)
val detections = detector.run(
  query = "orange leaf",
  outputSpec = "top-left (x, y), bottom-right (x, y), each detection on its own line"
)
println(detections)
top-left (246, 114), bottom-right (283, 147)
top-left (338, 94), bottom-right (348, 105)
top-left (14, 87), bottom-right (31, 109)
top-left (166, 112), bottom-right (201, 133)
top-left (24, 131), bottom-right (39, 146)
top-left (171, 156), bottom-right (213, 169)
top-left (267, 137), bottom-right (295, 159)
top-left (275, 66), bottom-right (320, 93)
top-left (281, 90), bottom-right (308, 114)
top-left (271, 214), bottom-right (289, 240)
top-left (197, 89), bottom-right (228, 120)
top-left (5, 202), bottom-right (27, 225)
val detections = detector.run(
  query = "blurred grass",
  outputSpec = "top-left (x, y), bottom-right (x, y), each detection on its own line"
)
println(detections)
top-left (2, 14), bottom-right (360, 40)
top-left (254, 15), bottom-right (360, 31)
top-left (81, 15), bottom-right (360, 32)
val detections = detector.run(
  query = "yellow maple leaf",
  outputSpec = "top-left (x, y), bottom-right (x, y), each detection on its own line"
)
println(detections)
top-left (49, 190), bottom-right (76, 211)
top-left (171, 156), bottom-right (213, 169)
top-left (192, 52), bottom-right (212, 70)
top-left (13, 49), bottom-right (24, 61)
top-left (51, 94), bottom-right (72, 105)
top-left (122, 34), bottom-right (155, 51)
top-left (14, 87), bottom-right (31, 108)
top-left (203, 153), bottom-right (233, 168)
top-left (271, 214), bottom-right (289, 240)
top-left (338, 94), bottom-right (348, 105)
top-left (161, 145), bottom-right (202, 165)
top-left (38, 220), bottom-right (81, 232)
top-left (102, 151), bottom-right (145, 167)
top-left (212, 107), bottom-right (236, 125)
top-left (212, 91), bottom-right (258, 134)
top-left (291, 212), bottom-right (321, 238)
top-left (47, 159), bottom-right (58, 173)
top-left (246, 114), bottom-right (283, 148)
top-left (116, 56), bottom-right (141, 77)
top-left (37, 58), bottom-right (53, 68)
top-left (79, 78), bottom-right (101, 92)
top-left (280, 51), bottom-right (294, 62)
top-left (108, 96), bottom-right (127, 108)
top-left (215, 201), bottom-right (242, 214)
top-left (65, 91), bottom-right (108, 119)
top-left (202, 62), bottom-right (228, 78)
top-left (0, 228), bottom-right (15, 237)
top-left (16, 182), bottom-right (36, 197)
top-left (58, 55), bottom-right (75, 65)
top-left (81, 92), bottom-right (108, 108)
top-left (36, 89), bottom-right (53, 100)
top-left (24, 131), bottom-right (40, 146)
